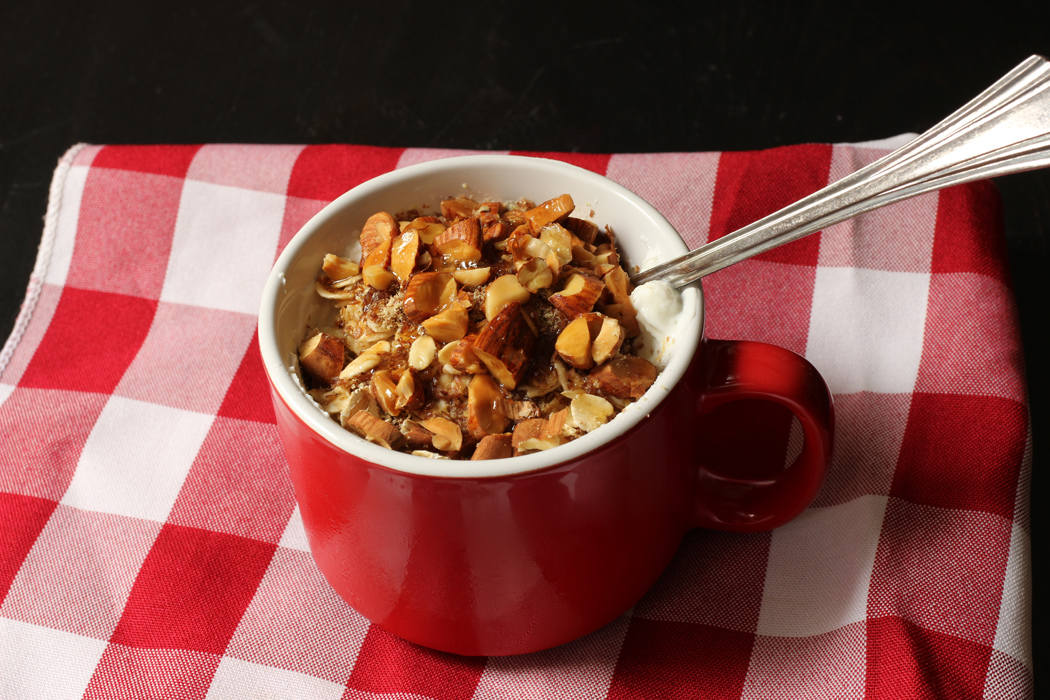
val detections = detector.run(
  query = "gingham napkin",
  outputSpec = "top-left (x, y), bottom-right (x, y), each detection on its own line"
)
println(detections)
top-left (0, 141), bottom-right (1031, 699)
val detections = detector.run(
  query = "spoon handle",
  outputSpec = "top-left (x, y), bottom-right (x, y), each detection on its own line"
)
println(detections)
top-left (635, 54), bottom-right (1050, 287)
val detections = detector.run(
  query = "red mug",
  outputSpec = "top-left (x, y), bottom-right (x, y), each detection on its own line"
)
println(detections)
top-left (259, 155), bottom-right (833, 656)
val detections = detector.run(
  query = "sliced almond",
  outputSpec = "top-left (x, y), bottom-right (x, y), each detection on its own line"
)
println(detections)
top-left (309, 386), bottom-right (350, 414)
top-left (395, 369), bottom-right (425, 412)
top-left (525, 194), bottom-right (574, 232)
top-left (549, 273), bottom-right (604, 319)
top-left (466, 374), bottom-right (509, 439)
top-left (591, 316), bottom-right (625, 365)
top-left (472, 302), bottom-right (537, 389)
top-left (453, 267), bottom-right (491, 288)
top-left (370, 369), bottom-right (401, 416)
top-left (338, 388), bottom-right (375, 427)
top-left (484, 274), bottom-right (531, 321)
top-left (422, 302), bottom-right (469, 343)
top-left (403, 272), bottom-right (457, 322)
top-left (471, 434), bottom-right (513, 460)
top-left (408, 335), bottom-right (437, 371)
top-left (390, 230), bottom-right (421, 282)
top-left (569, 393), bottom-right (614, 433)
top-left (448, 334), bottom-right (486, 374)
top-left (589, 355), bottom-right (657, 398)
top-left (322, 254), bottom-right (360, 281)
top-left (359, 212), bottom-right (398, 263)
top-left (436, 339), bottom-right (460, 365)
top-left (347, 412), bottom-right (406, 450)
top-left (422, 417), bottom-right (463, 452)
top-left (517, 258), bottom-right (553, 292)
top-left (339, 351), bottom-right (382, 379)
top-left (298, 332), bottom-right (344, 385)
top-left (403, 216), bottom-right (446, 244)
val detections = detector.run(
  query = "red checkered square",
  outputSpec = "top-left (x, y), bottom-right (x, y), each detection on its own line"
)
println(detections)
top-left (19, 288), bottom-right (157, 394)
top-left (865, 616), bottom-right (992, 700)
top-left (185, 144), bottom-right (305, 194)
top-left (702, 258), bottom-right (816, 356)
top-left (0, 492), bottom-right (57, 604)
top-left (931, 180), bottom-right (1008, 284)
top-left (276, 195), bottom-right (329, 258)
top-left (606, 151), bottom-right (722, 250)
top-left (893, 393), bottom-right (1027, 519)
top-left (634, 529), bottom-right (770, 633)
top-left (82, 644), bottom-right (220, 700)
top-left (708, 144), bottom-right (833, 267)
top-left (286, 145), bottom-right (405, 202)
top-left (819, 145), bottom-right (938, 273)
top-left (811, 392), bottom-right (911, 507)
top-left (741, 621), bottom-right (866, 699)
top-left (110, 524), bottom-right (275, 655)
top-left (0, 283), bottom-right (62, 386)
top-left (915, 273), bottom-right (1026, 402)
top-left (91, 144), bottom-right (202, 179)
top-left (606, 618), bottom-right (754, 700)
top-left (983, 648), bottom-right (1033, 700)
top-left (225, 548), bottom-right (370, 684)
top-left (167, 417), bottom-right (295, 543)
top-left (65, 167), bottom-right (184, 299)
top-left (217, 330), bottom-right (277, 424)
top-left (0, 617), bottom-right (108, 700)
top-left (1, 505), bottom-right (160, 640)
top-left (344, 624), bottom-right (487, 700)
top-left (114, 302), bottom-right (257, 414)
top-left (474, 615), bottom-right (630, 699)
top-left (0, 388), bottom-right (107, 501)
top-left (757, 497), bottom-right (886, 637)
top-left (868, 498), bottom-right (1012, 647)
top-left (510, 150), bottom-right (611, 174)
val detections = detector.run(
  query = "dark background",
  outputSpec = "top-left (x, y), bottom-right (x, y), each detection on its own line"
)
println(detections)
top-left (2, 0), bottom-right (1045, 681)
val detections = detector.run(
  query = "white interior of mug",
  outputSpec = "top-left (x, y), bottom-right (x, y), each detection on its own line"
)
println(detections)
top-left (259, 155), bottom-right (703, 478)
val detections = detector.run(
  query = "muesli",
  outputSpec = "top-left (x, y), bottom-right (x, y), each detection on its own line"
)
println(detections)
top-left (299, 194), bottom-right (658, 460)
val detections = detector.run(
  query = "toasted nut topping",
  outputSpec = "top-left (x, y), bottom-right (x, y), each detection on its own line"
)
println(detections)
top-left (339, 351), bottom-right (382, 379)
top-left (434, 218), bottom-right (482, 263)
top-left (422, 303), bottom-right (469, 343)
top-left (359, 212), bottom-right (398, 263)
top-left (601, 267), bottom-right (640, 336)
top-left (408, 335), bottom-right (437, 370)
top-left (539, 224), bottom-right (573, 268)
top-left (569, 392), bottom-right (614, 433)
top-left (563, 217), bottom-right (599, 245)
top-left (404, 272), bottom-right (457, 322)
top-left (322, 254), bottom-right (360, 281)
top-left (473, 302), bottom-right (537, 389)
top-left (371, 369), bottom-right (401, 416)
top-left (339, 388), bottom-right (375, 427)
top-left (517, 258), bottom-right (553, 292)
top-left (525, 194), bottom-right (575, 232)
top-left (448, 334), bottom-right (486, 374)
top-left (347, 412), bottom-right (405, 450)
top-left (314, 279), bottom-right (357, 300)
top-left (390, 230), bottom-right (422, 282)
top-left (591, 316), bottom-right (625, 365)
top-left (298, 332), bottom-right (344, 384)
top-left (472, 434), bottom-right (513, 460)
top-left (512, 419), bottom-right (548, 454)
top-left (440, 196), bottom-right (480, 220)
top-left (309, 386), bottom-right (350, 414)
top-left (549, 273), bottom-right (604, 319)
top-left (401, 420), bottom-right (435, 449)
top-left (362, 264), bottom-right (396, 291)
top-left (436, 339), bottom-right (460, 365)
top-left (589, 355), bottom-right (657, 398)
top-left (422, 417), bottom-right (463, 452)
top-left (453, 267), bottom-right (491, 287)
top-left (484, 274), bottom-right (531, 321)
top-left (467, 374), bottom-right (509, 439)
top-left (555, 315), bottom-right (596, 370)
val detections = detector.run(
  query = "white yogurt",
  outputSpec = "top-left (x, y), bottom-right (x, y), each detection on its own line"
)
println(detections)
top-left (629, 279), bottom-right (686, 369)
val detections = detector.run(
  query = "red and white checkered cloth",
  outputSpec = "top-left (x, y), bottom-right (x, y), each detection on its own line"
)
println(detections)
top-left (0, 140), bottom-right (1031, 699)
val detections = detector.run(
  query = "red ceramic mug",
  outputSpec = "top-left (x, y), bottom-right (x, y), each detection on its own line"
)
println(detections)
top-left (259, 155), bottom-right (833, 656)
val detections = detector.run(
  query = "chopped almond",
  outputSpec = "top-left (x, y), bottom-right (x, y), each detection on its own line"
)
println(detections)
top-left (512, 419), bottom-right (548, 454)
top-left (347, 412), bottom-right (406, 450)
top-left (517, 258), bottom-right (553, 292)
top-left (395, 369), bottom-right (425, 412)
top-left (453, 267), bottom-right (491, 287)
top-left (484, 274), bottom-right (531, 321)
top-left (448, 334), bottom-right (486, 374)
top-left (440, 197), bottom-right (480, 220)
top-left (434, 217), bottom-right (482, 263)
top-left (408, 335), bottom-right (437, 370)
top-left (322, 254), bottom-right (360, 281)
top-left (549, 273), bottom-right (605, 320)
top-left (371, 370), bottom-right (401, 416)
top-left (601, 267), bottom-right (640, 336)
top-left (554, 315), bottom-right (596, 369)
top-left (539, 224), bottom-right (573, 268)
top-left (563, 217), bottom-right (599, 245)
top-left (591, 316), bottom-right (625, 364)
top-left (359, 212), bottom-right (398, 263)
top-left (467, 374), bottom-right (509, 439)
top-left (422, 417), bottom-right (463, 452)
top-left (589, 355), bottom-right (657, 398)
top-left (525, 194), bottom-right (574, 232)
top-left (298, 332), bottom-right (344, 385)
top-left (472, 302), bottom-right (537, 389)
top-left (401, 420), bottom-right (435, 450)
top-left (390, 230), bottom-right (421, 282)
top-left (362, 264), bottom-right (396, 291)
top-left (472, 434), bottom-right (513, 460)
top-left (403, 272), bottom-right (456, 322)
top-left (422, 302), bottom-right (469, 343)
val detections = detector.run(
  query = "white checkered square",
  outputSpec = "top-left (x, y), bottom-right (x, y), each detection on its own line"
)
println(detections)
top-left (473, 614), bottom-right (629, 700)
top-left (806, 267), bottom-right (930, 394)
top-left (756, 496), bottom-right (887, 637)
top-left (0, 382), bottom-right (13, 408)
top-left (0, 618), bottom-right (107, 700)
top-left (993, 522), bottom-right (1032, 669)
top-left (187, 144), bottom-right (305, 195)
top-left (741, 622), bottom-right (866, 700)
top-left (277, 505), bottom-right (311, 553)
top-left (605, 152), bottom-right (722, 250)
top-left (160, 179), bottom-right (284, 314)
top-left (225, 548), bottom-right (370, 684)
top-left (115, 302), bottom-right (257, 414)
top-left (205, 656), bottom-right (344, 700)
top-left (61, 395), bottom-right (214, 522)
top-left (1, 506), bottom-right (160, 640)
top-left (43, 164), bottom-right (90, 288)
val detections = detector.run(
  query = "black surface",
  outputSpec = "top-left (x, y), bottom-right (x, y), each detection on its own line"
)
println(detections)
top-left (2, 0), bottom-right (1046, 680)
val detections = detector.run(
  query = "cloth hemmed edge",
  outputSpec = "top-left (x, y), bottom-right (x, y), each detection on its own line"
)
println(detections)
top-left (0, 143), bottom-right (91, 377)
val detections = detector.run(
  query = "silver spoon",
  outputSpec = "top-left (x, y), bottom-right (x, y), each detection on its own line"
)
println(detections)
top-left (634, 54), bottom-right (1050, 288)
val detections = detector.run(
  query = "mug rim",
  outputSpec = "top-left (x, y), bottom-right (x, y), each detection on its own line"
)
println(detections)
top-left (258, 154), bottom-right (704, 479)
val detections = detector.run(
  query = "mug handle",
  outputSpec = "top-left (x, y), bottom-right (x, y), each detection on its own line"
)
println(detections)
top-left (691, 338), bottom-right (834, 533)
